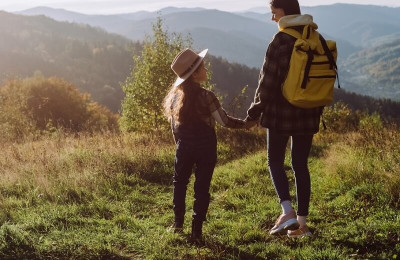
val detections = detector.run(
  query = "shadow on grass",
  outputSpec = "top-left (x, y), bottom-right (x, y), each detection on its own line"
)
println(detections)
top-left (309, 144), bottom-right (329, 158)
top-left (120, 160), bottom-right (173, 186)
top-left (202, 238), bottom-right (265, 260)
top-left (1, 249), bottom-right (136, 260)
top-left (137, 163), bottom-right (173, 186)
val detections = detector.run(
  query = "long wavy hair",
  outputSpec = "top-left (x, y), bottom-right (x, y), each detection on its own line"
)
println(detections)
top-left (163, 72), bottom-right (202, 125)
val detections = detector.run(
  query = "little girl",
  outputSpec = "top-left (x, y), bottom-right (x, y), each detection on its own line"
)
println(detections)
top-left (163, 48), bottom-right (254, 242)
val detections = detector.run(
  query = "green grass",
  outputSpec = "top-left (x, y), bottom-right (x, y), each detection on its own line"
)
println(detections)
top-left (0, 128), bottom-right (399, 259)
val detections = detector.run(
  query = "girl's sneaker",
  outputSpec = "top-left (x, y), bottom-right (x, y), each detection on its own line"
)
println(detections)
top-left (269, 210), bottom-right (299, 235)
top-left (287, 225), bottom-right (312, 238)
top-left (167, 222), bottom-right (183, 233)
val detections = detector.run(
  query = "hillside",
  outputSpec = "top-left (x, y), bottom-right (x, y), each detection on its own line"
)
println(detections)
top-left (0, 11), bottom-right (260, 114)
top-left (17, 4), bottom-right (400, 102)
top-left (0, 6), bottom-right (399, 257)
top-left (302, 4), bottom-right (400, 47)
top-left (0, 125), bottom-right (398, 258)
top-left (341, 38), bottom-right (400, 101)
top-left (19, 4), bottom-right (400, 55)
top-left (16, 6), bottom-right (280, 68)
top-left (0, 11), bottom-right (139, 112)
top-left (1, 10), bottom-right (400, 118)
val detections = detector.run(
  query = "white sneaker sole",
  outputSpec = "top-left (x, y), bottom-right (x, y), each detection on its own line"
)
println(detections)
top-left (270, 218), bottom-right (300, 235)
top-left (287, 231), bottom-right (312, 238)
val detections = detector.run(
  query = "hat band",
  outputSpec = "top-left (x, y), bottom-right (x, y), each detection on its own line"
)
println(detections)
top-left (179, 57), bottom-right (201, 77)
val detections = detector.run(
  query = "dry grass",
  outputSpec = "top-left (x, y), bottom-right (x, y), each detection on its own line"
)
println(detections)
top-left (0, 127), bottom-right (264, 200)
top-left (317, 126), bottom-right (400, 208)
top-left (0, 125), bottom-right (398, 259)
top-left (0, 131), bottom-right (174, 197)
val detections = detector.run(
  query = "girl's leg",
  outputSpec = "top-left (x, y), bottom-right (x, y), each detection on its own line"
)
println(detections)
top-left (192, 145), bottom-right (217, 222)
top-left (191, 143), bottom-right (216, 242)
top-left (173, 142), bottom-right (195, 223)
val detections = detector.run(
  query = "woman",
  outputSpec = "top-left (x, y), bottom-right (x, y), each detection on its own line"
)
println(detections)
top-left (164, 48), bottom-right (254, 242)
top-left (245, 0), bottom-right (323, 238)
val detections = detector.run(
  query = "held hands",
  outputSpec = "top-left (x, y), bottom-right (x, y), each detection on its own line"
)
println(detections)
top-left (244, 119), bottom-right (258, 129)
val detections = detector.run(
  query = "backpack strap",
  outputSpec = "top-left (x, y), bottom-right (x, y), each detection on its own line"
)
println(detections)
top-left (319, 35), bottom-right (336, 70)
top-left (281, 28), bottom-right (302, 39)
top-left (302, 50), bottom-right (314, 89)
top-left (319, 34), bottom-right (341, 89)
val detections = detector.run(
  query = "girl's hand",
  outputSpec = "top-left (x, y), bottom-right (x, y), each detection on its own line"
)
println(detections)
top-left (244, 120), bottom-right (258, 129)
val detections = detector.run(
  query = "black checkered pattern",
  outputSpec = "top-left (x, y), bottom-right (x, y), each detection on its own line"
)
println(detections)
top-left (247, 30), bottom-right (323, 135)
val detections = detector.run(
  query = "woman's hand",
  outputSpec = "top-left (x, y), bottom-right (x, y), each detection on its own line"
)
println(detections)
top-left (244, 119), bottom-right (258, 129)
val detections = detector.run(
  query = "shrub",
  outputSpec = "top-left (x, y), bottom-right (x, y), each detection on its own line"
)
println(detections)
top-left (0, 84), bottom-right (36, 141)
top-left (322, 102), bottom-right (359, 132)
top-left (359, 112), bottom-right (383, 132)
top-left (0, 75), bottom-right (119, 141)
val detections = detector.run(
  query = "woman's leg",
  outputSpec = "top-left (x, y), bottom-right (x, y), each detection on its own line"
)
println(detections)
top-left (267, 129), bottom-right (291, 204)
top-left (291, 135), bottom-right (313, 218)
top-left (267, 129), bottom-right (299, 235)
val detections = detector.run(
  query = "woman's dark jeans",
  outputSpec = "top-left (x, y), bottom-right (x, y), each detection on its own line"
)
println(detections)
top-left (173, 134), bottom-right (217, 223)
top-left (267, 129), bottom-right (313, 216)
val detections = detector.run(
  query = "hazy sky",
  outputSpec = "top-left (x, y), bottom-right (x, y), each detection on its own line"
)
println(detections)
top-left (0, 0), bottom-right (399, 14)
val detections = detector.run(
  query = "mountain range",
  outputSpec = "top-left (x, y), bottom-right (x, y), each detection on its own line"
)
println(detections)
top-left (17, 4), bottom-right (400, 61)
top-left (0, 10), bottom-right (261, 114)
top-left (0, 4), bottom-right (399, 110)
top-left (16, 4), bottom-right (400, 101)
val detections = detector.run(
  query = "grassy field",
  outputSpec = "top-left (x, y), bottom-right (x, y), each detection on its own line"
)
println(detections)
top-left (0, 126), bottom-right (399, 259)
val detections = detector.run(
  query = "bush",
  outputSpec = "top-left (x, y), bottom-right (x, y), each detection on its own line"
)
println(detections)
top-left (322, 102), bottom-right (360, 132)
top-left (0, 84), bottom-right (36, 141)
top-left (0, 74), bottom-right (119, 141)
top-left (359, 112), bottom-right (383, 132)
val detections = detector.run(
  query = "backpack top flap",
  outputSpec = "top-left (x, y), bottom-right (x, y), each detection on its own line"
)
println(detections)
top-left (282, 25), bottom-right (325, 54)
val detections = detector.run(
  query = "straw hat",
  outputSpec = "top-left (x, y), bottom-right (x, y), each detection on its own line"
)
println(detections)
top-left (171, 48), bottom-right (208, 87)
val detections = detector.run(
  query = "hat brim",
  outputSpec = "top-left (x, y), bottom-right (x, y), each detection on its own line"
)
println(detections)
top-left (173, 49), bottom-right (208, 87)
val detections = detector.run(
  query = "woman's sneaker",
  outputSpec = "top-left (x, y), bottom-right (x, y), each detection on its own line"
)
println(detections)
top-left (269, 210), bottom-right (299, 235)
top-left (287, 225), bottom-right (312, 238)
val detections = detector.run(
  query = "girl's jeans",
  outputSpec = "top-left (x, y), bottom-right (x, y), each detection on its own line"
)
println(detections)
top-left (267, 129), bottom-right (313, 216)
top-left (173, 136), bottom-right (217, 223)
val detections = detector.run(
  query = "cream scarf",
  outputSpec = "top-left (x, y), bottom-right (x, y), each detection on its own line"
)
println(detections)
top-left (278, 14), bottom-right (318, 31)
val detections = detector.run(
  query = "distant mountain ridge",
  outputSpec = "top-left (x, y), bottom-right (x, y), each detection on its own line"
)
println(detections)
top-left (10, 4), bottom-right (400, 102)
top-left (0, 11), bottom-right (262, 114)
top-left (18, 6), bottom-right (275, 67)
top-left (302, 4), bottom-right (400, 47)
top-left (19, 4), bottom-right (400, 47)
top-left (19, 4), bottom-right (400, 63)
top-left (1, 10), bottom-right (399, 119)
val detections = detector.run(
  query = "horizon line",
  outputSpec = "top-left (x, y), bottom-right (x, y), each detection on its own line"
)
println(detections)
top-left (3, 2), bottom-right (399, 16)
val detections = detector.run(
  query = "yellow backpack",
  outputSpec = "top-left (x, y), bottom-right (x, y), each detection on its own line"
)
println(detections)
top-left (281, 25), bottom-right (339, 108)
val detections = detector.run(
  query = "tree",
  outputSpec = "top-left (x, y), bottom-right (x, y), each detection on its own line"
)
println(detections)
top-left (120, 17), bottom-right (209, 132)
